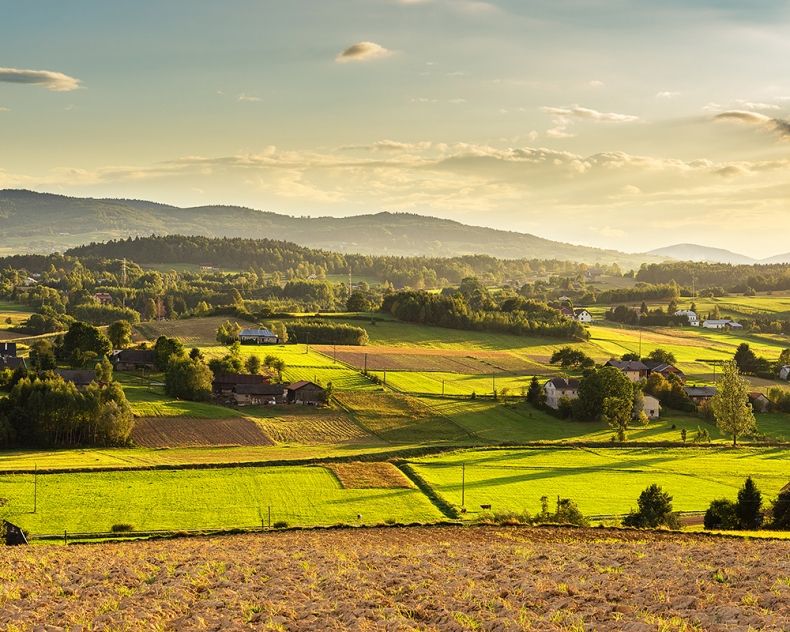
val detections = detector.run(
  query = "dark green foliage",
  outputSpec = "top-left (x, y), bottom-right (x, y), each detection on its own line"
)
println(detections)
top-left (622, 484), bottom-right (679, 529)
top-left (573, 366), bottom-right (634, 421)
top-left (216, 320), bottom-right (242, 345)
top-left (637, 260), bottom-right (790, 294)
top-left (165, 358), bottom-right (213, 401)
top-left (111, 523), bottom-right (134, 533)
top-left (704, 499), bottom-right (739, 530)
top-left (107, 320), bottom-right (133, 349)
top-left (735, 477), bottom-right (763, 530)
top-left (770, 489), bottom-right (790, 529)
top-left (286, 321), bottom-right (369, 345)
top-left (28, 339), bottom-right (56, 371)
top-left (647, 348), bottom-right (677, 364)
top-left (153, 336), bottom-right (184, 371)
top-left (72, 303), bottom-right (140, 326)
top-left (58, 321), bottom-right (112, 367)
top-left (550, 347), bottom-right (595, 369)
top-left (526, 376), bottom-right (544, 407)
top-left (602, 396), bottom-right (633, 441)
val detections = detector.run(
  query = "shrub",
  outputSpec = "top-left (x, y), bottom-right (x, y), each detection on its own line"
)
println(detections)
top-left (704, 499), bottom-right (738, 530)
top-left (272, 521), bottom-right (289, 529)
top-left (769, 489), bottom-right (790, 530)
top-left (111, 523), bottom-right (134, 533)
top-left (735, 477), bottom-right (763, 530)
top-left (622, 484), bottom-right (679, 529)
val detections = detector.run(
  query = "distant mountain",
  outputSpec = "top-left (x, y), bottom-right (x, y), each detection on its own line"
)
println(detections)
top-left (761, 252), bottom-right (790, 264)
top-left (0, 189), bottom-right (663, 268)
top-left (646, 243), bottom-right (756, 265)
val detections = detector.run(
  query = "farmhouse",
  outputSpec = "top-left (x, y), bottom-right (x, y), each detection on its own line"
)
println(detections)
top-left (748, 392), bottom-right (770, 413)
top-left (702, 319), bottom-right (742, 330)
top-left (212, 373), bottom-right (269, 397)
top-left (93, 292), bottom-right (113, 305)
top-left (56, 369), bottom-right (97, 389)
top-left (0, 356), bottom-right (26, 371)
top-left (640, 394), bottom-right (661, 420)
top-left (573, 308), bottom-right (593, 323)
top-left (234, 383), bottom-right (287, 406)
top-left (559, 306), bottom-right (574, 319)
top-left (674, 309), bottom-right (699, 325)
top-left (0, 342), bottom-right (17, 357)
top-left (544, 377), bottom-right (580, 409)
top-left (642, 360), bottom-right (686, 382)
top-left (110, 349), bottom-right (156, 371)
top-left (779, 365), bottom-right (790, 381)
top-left (239, 328), bottom-right (279, 345)
top-left (684, 386), bottom-right (717, 405)
top-left (605, 359), bottom-right (649, 382)
top-left (286, 381), bottom-right (327, 405)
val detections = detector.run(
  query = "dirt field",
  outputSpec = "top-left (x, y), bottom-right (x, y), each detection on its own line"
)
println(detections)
top-left (316, 345), bottom-right (540, 374)
top-left (132, 416), bottom-right (274, 448)
top-left (325, 462), bottom-right (414, 489)
top-left (1, 526), bottom-right (786, 630)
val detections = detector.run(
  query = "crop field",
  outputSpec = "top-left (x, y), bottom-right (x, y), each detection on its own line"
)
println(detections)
top-left (135, 316), bottom-right (252, 345)
top-left (408, 447), bottom-right (790, 517)
top-left (325, 462), bottom-right (414, 488)
top-left (1, 527), bottom-right (786, 630)
top-left (246, 406), bottom-right (376, 445)
top-left (131, 416), bottom-right (274, 448)
top-left (0, 465), bottom-right (443, 534)
top-left (370, 369), bottom-right (536, 397)
top-left (335, 392), bottom-right (471, 443)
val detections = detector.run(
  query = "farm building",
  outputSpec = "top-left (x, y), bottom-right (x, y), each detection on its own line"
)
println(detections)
top-left (640, 394), bottom-right (661, 420)
top-left (93, 292), bottom-right (113, 305)
top-left (56, 369), bottom-right (97, 389)
top-left (544, 377), bottom-right (580, 409)
top-left (559, 306), bottom-right (574, 319)
top-left (779, 365), bottom-right (790, 381)
top-left (110, 349), bottom-right (156, 371)
top-left (286, 381), bottom-right (327, 405)
top-left (673, 309), bottom-right (699, 325)
top-left (212, 373), bottom-right (270, 397)
top-left (239, 328), bottom-right (279, 345)
top-left (0, 356), bottom-right (26, 371)
top-left (0, 342), bottom-right (17, 357)
top-left (642, 360), bottom-right (685, 382)
top-left (605, 360), bottom-right (649, 382)
top-left (234, 383), bottom-right (287, 406)
top-left (573, 308), bottom-right (593, 323)
top-left (748, 392), bottom-right (770, 413)
top-left (684, 386), bottom-right (717, 405)
top-left (702, 319), bottom-right (742, 330)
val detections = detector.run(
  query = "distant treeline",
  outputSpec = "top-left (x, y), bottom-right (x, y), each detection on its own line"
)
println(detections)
top-left (637, 262), bottom-right (790, 293)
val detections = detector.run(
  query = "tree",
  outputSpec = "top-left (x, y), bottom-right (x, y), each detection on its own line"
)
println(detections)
top-left (165, 358), bottom-right (213, 401)
top-left (573, 366), bottom-right (633, 421)
top-left (704, 499), bottom-right (738, 530)
top-left (107, 320), bottom-right (133, 349)
top-left (733, 343), bottom-right (759, 374)
top-left (778, 348), bottom-right (790, 366)
top-left (59, 321), bottom-right (112, 367)
top-left (549, 346), bottom-right (594, 370)
top-left (270, 357), bottom-right (285, 381)
top-left (735, 477), bottom-right (763, 530)
top-left (621, 352), bottom-right (640, 362)
top-left (29, 339), bottom-right (56, 371)
top-left (216, 320), bottom-right (241, 345)
top-left (245, 355), bottom-right (262, 375)
top-left (710, 361), bottom-right (757, 446)
top-left (95, 356), bottom-right (114, 384)
top-left (526, 376), bottom-right (544, 407)
top-left (153, 336), bottom-right (184, 371)
top-left (770, 488), bottom-right (790, 529)
top-left (647, 348), bottom-right (677, 365)
top-left (269, 321), bottom-right (288, 344)
top-left (602, 396), bottom-right (632, 441)
top-left (622, 484), bottom-right (679, 529)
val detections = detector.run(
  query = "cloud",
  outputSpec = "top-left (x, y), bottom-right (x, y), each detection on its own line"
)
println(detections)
top-left (0, 107), bottom-right (9, 112)
top-left (656, 91), bottom-right (680, 99)
top-left (588, 80), bottom-right (605, 88)
top-left (238, 93), bottom-right (261, 102)
top-left (335, 42), bottom-right (392, 63)
top-left (0, 67), bottom-right (81, 91)
top-left (714, 110), bottom-right (790, 139)
top-left (542, 105), bottom-right (639, 138)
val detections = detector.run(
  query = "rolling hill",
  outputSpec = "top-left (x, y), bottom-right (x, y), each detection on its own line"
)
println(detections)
top-left (0, 189), bottom-right (659, 267)
top-left (646, 243), bottom-right (756, 265)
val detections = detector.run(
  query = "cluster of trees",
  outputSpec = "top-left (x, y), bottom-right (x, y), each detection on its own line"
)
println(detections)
top-left (595, 282), bottom-right (680, 305)
top-left (383, 284), bottom-right (589, 341)
top-left (733, 343), bottom-right (789, 380)
top-left (704, 477), bottom-right (789, 531)
top-left (285, 321), bottom-right (369, 345)
top-left (605, 299), bottom-right (690, 326)
top-left (637, 261), bottom-right (790, 294)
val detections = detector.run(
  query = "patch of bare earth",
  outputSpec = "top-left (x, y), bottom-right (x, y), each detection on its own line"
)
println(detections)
top-left (132, 416), bottom-right (274, 448)
top-left (1, 527), bottom-right (787, 630)
top-left (325, 462), bottom-right (414, 489)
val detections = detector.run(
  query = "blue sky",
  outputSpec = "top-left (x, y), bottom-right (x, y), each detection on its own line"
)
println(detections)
top-left (2, 0), bottom-right (790, 256)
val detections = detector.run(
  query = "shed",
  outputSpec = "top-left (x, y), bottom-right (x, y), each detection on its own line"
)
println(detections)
top-left (286, 381), bottom-right (327, 405)
top-left (111, 349), bottom-right (156, 371)
top-left (239, 328), bottom-right (279, 345)
top-left (234, 383), bottom-right (287, 406)
top-left (56, 369), bottom-right (97, 389)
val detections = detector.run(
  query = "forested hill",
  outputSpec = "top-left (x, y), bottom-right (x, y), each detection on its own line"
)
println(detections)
top-left (0, 189), bottom-right (657, 267)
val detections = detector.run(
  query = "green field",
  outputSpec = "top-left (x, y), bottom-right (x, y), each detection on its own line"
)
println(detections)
top-left (0, 465), bottom-right (443, 534)
top-left (408, 447), bottom-right (789, 517)
top-left (117, 373), bottom-right (238, 418)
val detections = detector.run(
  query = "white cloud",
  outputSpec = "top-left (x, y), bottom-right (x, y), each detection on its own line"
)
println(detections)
top-left (0, 107), bottom-right (9, 112)
top-left (656, 91), bottom-right (680, 98)
top-left (714, 110), bottom-right (790, 139)
top-left (542, 105), bottom-right (639, 138)
top-left (588, 80), bottom-right (605, 88)
top-left (238, 93), bottom-right (261, 102)
top-left (335, 42), bottom-right (392, 63)
top-left (0, 67), bottom-right (81, 91)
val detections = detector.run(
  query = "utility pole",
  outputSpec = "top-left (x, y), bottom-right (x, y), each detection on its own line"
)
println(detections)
top-left (461, 463), bottom-right (465, 509)
top-left (121, 258), bottom-right (127, 307)
top-left (363, 353), bottom-right (368, 374)
top-left (492, 372), bottom-right (496, 397)
top-left (638, 328), bottom-right (643, 357)
top-left (305, 333), bottom-right (309, 354)
top-left (442, 379), bottom-right (445, 397)
top-left (333, 342), bottom-right (337, 364)
top-left (33, 464), bottom-right (37, 513)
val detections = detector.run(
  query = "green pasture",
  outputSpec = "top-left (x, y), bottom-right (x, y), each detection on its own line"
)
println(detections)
top-left (116, 373), bottom-right (237, 418)
top-left (372, 370), bottom-right (534, 397)
top-left (0, 465), bottom-right (443, 534)
top-left (408, 447), bottom-right (789, 517)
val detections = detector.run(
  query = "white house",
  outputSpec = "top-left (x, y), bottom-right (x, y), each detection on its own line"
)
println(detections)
top-left (702, 319), bottom-right (742, 330)
top-left (779, 365), bottom-right (790, 381)
top-left (544, 377), bottom-right (580, 409)
top-left (573, 308), bottom-right (593, 323)
top-left (640, 394), bottom-right (661, 420)
top-left (674, 309), bottom-right (699, 326)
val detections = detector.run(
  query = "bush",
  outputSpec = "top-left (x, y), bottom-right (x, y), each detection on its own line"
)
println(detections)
top-left (770, 489), bottom-right (790, 530)
top-left (704, 499), bottom-right (739, 530)
top-left (622, 484), bottom-right (679, 529)
top-left (735, 477), bottom-right (763, 530)
top-left (272, 521), bottom-right (289, 529)
top-left (111, 523), bottom-right (134, 533)
top-left (285, 321), bottom-right (368, 345)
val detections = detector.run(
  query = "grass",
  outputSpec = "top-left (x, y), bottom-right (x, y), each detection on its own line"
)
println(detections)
top-left (408, 446), bottom-right (789, 517)
top-left (370, 370), bottom-right (534, 397)
top-left (0, 465), bottom-right (444, 534)
top-left (117, 373), bottom-right (238, 418)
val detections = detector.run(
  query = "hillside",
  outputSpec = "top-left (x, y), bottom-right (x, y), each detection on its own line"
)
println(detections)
top-left (0, 189), bottom-right (659, 267)
top-left (647, 243), bottom-right (756, 265)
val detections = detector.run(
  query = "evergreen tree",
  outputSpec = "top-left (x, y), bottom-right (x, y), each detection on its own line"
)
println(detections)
top-left (735, 477), bottom-right (763, 530)
top-left (526, 376), bottom-right (544, 406)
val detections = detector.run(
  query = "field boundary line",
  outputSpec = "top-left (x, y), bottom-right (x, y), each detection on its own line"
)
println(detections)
top-left (396, 462), bottom-right (460, 520)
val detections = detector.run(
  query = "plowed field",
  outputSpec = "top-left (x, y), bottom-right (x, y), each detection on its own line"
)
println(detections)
top-left (132, 416), bottom-right (274, 448)
top-left (2, 527), bottom-right (787, 630)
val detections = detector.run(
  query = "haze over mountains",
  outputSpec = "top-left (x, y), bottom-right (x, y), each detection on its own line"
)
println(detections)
top-left (0, 190), bottom-right (788, 266)
top-left (647, 243), bottom-right (790, 266)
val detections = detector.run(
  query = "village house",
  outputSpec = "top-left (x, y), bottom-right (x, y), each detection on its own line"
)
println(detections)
top-left (110, 349), bottom-right (156, 372)
top-left (684, 385), bottom-right (717, 406)
top-left (702, 319), bottom-right (742, 330)
top-left (93, 292), bottom-right (113, 305)
top-left (56, 369), bottom-right (97, 389)
top-left (573, 308), bottom-right (593, 323)
top-left (779, 365), bottom-right (790, 381)
top-left (748, 392), bottom-right (770, 413)
top-left (239, 328), bottom-right (280, 345)
top-left (642, 360), bottom-right (686, 382)
top-left (212, 373), bottom-right (269, 398)
top-left (640, 394), bottom-right (661, 420)
top-left (674, 309), bottom-right (699, 326)
top-left (234, 383), bottom-right (287, 406)
top-left (544, 377), bottom-right (580, 409)
top-left (286, 381), bottom-right (327, 405)
top-left (605, 359), bottom-right (649, 382)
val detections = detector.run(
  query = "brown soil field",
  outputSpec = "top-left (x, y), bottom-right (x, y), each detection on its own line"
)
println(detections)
top-left (316, 345), bottom-right (539, 374)
top-left (251, 411), bottom-right (375, 445)
top-left (134, 316), bottom-right (244, 345)
top-left (1, 526), bottom-right (787, 630)
top-left (132, 416), bottom-right (274, 448)
top-left (325, 462), bottom-right (414, 489)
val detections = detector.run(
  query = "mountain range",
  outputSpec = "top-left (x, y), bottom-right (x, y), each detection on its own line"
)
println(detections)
top-left (0, 190), bottom-right (787, 267)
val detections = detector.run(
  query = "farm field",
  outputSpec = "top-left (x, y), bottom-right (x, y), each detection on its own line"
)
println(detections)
top-left (0, 465), bottom-right (443, 534)
top-left (1, 527), bottom-right (786, 630)
top-left (408, 447), bottom-right (790, 517)
top-left (131, 417), bottom-right (274, 448)
top-left (0, 299), bottom-right (34, 341)
top-left (117, 374), bottom-right (238, 419)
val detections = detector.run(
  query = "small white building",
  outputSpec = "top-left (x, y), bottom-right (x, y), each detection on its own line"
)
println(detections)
top-left (779, 365), bottom-right (790, 381)
top-left (239, 328), bottom-right (279, 344)
top-left (640, 394), bottom-right (661, 420)
top-left (573, 308), bottom-right (593, 323)
top-left (674, 309), bottom-right (699, 326)
top-left (544, 377), bottom-right (580, 409)
top-left (702, 319), bottom-right (742, 330)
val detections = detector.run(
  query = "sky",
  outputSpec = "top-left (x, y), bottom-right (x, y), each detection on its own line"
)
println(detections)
top-left (1, 0), bottom-right (790, 257)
